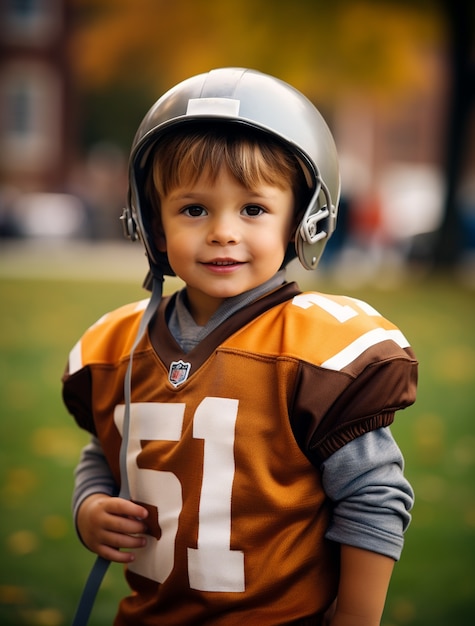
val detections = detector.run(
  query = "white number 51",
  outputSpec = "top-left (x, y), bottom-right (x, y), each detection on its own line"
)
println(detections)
top-left (114, 397), bottom-right (245, 592)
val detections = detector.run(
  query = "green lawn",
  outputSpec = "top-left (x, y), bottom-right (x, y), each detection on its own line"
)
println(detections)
top-left (0, 272), bottom-right (474, 625)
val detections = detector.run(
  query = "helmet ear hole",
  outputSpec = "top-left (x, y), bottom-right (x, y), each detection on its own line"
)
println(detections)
top-left (295, 175), bottom-right (338, 270)
top-left (296, 237), bottom-right (326, 270)
top-left (121, 206), bottom-right (139, 242)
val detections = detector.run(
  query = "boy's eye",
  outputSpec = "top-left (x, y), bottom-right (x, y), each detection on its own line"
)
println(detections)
top-left (243, 205), bottom-right (264, 217)
top-left (183, 205), bottom-right (207, 217)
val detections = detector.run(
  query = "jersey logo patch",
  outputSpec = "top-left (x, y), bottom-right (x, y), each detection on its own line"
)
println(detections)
top-left (169, 360), bottom-right (191, 387)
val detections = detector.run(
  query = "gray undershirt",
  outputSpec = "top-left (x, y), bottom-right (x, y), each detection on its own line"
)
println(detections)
top-left (168, 271), bottom-right (286, 353)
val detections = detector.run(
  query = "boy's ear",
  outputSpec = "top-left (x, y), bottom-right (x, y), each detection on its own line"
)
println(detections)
top-left (152, 216), bottom-right (167, 252)
top-left (290, 206), bottom-right (305, 242)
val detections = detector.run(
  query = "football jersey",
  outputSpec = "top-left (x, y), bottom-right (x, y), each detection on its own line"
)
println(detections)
top-left (62, 282), bottom-right (417, 625)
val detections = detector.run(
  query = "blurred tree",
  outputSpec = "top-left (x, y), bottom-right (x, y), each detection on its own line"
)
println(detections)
top-left (69, 0), bottom-right (443, 146)
top-left (432, 0), bottom-right (475, 269)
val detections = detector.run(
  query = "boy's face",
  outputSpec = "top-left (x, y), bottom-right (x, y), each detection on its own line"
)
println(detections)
top-left (156, 166), bottom-right (295, 325)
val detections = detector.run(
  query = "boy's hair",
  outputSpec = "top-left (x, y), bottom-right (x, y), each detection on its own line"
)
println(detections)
top-left (146, 124), bottom-right (310, 217)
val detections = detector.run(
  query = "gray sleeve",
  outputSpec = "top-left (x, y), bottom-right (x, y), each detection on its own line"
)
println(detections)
top-left (321, 427), bottom-right (414, 561)
top-left (72, 436), bottom-right (118, 533)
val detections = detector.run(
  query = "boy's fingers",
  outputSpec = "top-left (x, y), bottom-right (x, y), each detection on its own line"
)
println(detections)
top-left (103, 531), bottom-right (146, 550)
top-left (99, 545), bottom-right (137, 564)
top-left (106, 514), bottom-right (148, 535)
top-left (107, 497), bottom-right (148, 520)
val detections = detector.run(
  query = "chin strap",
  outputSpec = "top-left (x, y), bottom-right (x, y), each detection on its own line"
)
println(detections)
top-left (71, 276), bottom-right (163, 626)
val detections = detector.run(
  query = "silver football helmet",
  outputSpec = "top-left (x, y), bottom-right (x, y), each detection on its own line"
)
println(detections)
top-left (122, 67), bottom-right (340, 283)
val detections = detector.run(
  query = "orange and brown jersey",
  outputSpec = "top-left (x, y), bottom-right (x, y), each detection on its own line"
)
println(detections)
top-left (62, 282), bottom-right (417, 625)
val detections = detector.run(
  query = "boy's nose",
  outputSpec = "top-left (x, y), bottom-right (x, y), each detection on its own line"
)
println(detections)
top-left (208, 216), bottom-right (239, 245)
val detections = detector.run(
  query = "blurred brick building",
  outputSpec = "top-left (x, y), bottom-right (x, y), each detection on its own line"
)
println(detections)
top-left (0, 0), bottom-right (75, 193)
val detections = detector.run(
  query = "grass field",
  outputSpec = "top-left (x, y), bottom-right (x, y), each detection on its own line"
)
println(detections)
top-left (0, 256), bottom-right (474, 625)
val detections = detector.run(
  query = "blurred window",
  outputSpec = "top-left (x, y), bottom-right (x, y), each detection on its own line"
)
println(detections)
top-left (1, 0), bottom-right (60, 45)
top-left (0, 63), bottom-right (60, 171)
top-left (10, 81), bottom-right (32, 136)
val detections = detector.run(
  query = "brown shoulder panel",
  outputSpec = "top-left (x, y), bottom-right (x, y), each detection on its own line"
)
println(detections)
top-left (62, 366), bottom-right (96, 435)
top-left (291, 346), bottom-right (417, 464)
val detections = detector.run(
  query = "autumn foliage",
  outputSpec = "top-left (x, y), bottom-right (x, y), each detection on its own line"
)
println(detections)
top-left (70, 0), bottom-right (444, 104)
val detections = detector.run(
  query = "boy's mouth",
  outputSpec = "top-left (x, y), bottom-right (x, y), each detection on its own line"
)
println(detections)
top-left (201, 258), bottom-right (245, 272)
top-left (205, 258), bottom-right (243, 266)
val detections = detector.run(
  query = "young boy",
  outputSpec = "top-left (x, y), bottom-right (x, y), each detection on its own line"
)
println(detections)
top-left (63, 68), bottom-right (417, 626)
